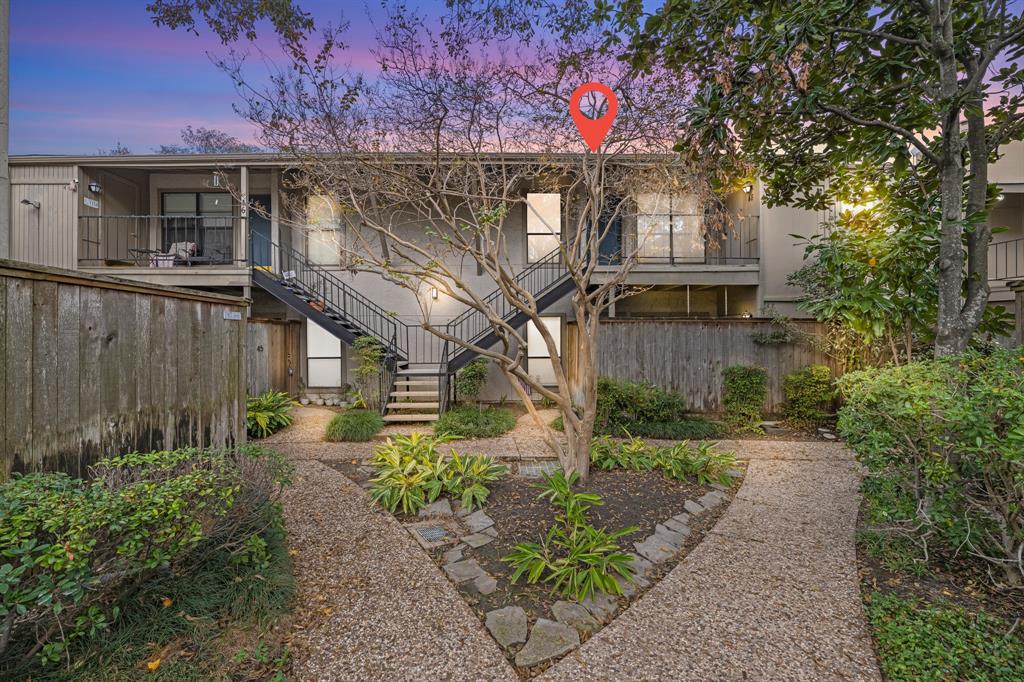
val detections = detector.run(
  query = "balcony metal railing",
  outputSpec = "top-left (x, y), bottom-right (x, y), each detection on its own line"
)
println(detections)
top-left (78, 215), bottom-right (245, 267)
top-left (989, 237), bottom-right (1024, 282)
top-left (612, 215), bottom-right (759, 266)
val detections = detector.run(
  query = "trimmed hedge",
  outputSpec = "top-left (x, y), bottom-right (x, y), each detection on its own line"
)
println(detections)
top-left (325, 410), bottom-right (385, 442)
top-left (782, 365), bottom-right (833, 427)
top-left (722, 365), bottom-right (767, 431)
top-left (435, 406), bottom-right (516, 439)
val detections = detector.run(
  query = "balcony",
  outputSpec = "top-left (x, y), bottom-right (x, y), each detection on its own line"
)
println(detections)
top-left (77, 215), bottom-right (250, 287)
top-left (595, 215), bottom-right (759, 287)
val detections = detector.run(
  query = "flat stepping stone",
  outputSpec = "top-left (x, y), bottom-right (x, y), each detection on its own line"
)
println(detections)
top-left (443, 558), bottom-right (486, 583)
top-left (634, 534), bottom-right (678, 563)
top-left (442, 545), bottom-right (464, 565)
top-left (486, 606), bottom-right (528, 648)
top-left (629, 552), bottom-right (654, 578)
top-left (515, 618), bottom-right (580, 667)
top-left (461, 532), bottom-right (495, 548)
top-left (481, 526), bottom-right (499, 538)
top-left (474, 573), bottom-right (497, 595)
top-left (418, 498), bottom-right (453, 517)
top-left (580, 591), bottom-right (618, 623)
top-left (464, 510), bottom-right (495, 533)
top-left (615, 570), bottom-right (650, 599)
top-left (552, 600), bottom-right (599, 633)
top-left (698, 491), bottom-right (725, 508)
top-left (684, 500), bottom-right (706, 515)
top-left (655, 523), bottom-right (689, 547)
top-left (662, 517), bottom-right (690, 535)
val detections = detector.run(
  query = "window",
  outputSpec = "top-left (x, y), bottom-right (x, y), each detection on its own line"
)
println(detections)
top-left (526, 193), bottom-right (561, 263)
top-left (307, 195), bottom-right (343, 266)
top-left (636, 193), bottom-right (704, 263)
top-left (527, 316), bottom-right (561, 385)
top-left (306, 319), bottom-right (343, 388)
top-left (161, 192), bottom-right (234, 263)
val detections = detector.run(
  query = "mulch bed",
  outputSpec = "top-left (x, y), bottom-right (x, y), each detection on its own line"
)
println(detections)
top-left (324, 459), bottom-right (742, 676)
top-left (856, 507), bottom-right (1024, 624)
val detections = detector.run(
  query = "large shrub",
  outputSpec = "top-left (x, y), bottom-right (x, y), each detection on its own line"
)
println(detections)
top-left (435, 406), bottom-right (516, 439)
top-left (589, 376), bottom-right (687, 431)
top-left (0, 447), bottom-right (291, 668)
top-left (838, 349), bottom-right (1024, 587)
top-left (722, 365), bottom-right (767, 431)
top-left (325, 409), bottom-right (385, 442)
top-left (782, 365), bottom-right (833, 427)
top-left (246, 390), bottom-right (297, 438)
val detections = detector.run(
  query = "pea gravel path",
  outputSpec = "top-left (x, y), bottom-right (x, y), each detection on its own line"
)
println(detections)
top-left (541, 440), bottom-right (881, 681)
top-left (275, 420), bottom-right (880, 680)
top-left (280, 459), bottom-right (515, 681)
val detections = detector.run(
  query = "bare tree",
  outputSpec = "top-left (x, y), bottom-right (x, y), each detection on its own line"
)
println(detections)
top-left (224, 6), bottom-right (727, 478)
top-left (157, 125), bottom-right (262, 154)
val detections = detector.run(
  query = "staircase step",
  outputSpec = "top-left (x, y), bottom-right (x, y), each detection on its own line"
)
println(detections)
top-left (397, 368), bottom-right (447, 376)
top-left (383, 413), bottom-right (439, 422)
top-left (386, 402), bottom-right (440, 410)
top-left (388, 390), bottom-right (439, 397)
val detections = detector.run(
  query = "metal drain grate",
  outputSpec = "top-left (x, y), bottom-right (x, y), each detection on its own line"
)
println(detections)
top-left (416, 526), bottom-right (449, 543)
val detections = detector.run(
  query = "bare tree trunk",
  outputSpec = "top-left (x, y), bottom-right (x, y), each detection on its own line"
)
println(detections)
top-left (933, 1), bottom-right (969, 357)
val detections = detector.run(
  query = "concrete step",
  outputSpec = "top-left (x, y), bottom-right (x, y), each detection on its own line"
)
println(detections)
top-left (393, 378), bottom-right (439, 386)
top-left (386, 401), bottom-right (440, 410)
top-left (397, 367), bottom-right (447, 376)
top-left (388, 390), bottom-right (439, 398)
top-left (383, 413), bottom-right (439, 422)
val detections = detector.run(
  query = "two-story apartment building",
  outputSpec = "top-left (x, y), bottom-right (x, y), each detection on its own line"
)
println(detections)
top-left (7, 145), bottom-right (1023, 419)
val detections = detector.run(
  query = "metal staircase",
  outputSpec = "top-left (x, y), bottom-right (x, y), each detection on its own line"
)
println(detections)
top-left (249, 232), bottom-right (570, 422)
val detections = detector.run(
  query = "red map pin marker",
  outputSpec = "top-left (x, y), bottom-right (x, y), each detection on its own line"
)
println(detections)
top-left (570, 82), bottom-right (617, 153)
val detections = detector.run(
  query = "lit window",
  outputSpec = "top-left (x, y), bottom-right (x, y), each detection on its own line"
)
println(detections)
top-left (526, 193), bottom-right (561, 263)
top-left (637, 193), bottom-right (703, 262)
top-left (527, 316), bottom-right (561, 385)
top-left (306, 319), bottom-right (343, 387)
top-left (307, 195), bottom-right (343, 266)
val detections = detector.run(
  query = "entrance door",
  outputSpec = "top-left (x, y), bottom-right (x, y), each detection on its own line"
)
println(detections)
top-left (250, 194), bottom-right (272, 267)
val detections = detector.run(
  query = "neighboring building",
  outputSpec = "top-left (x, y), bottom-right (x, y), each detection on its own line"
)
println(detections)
top-left (7, 144), bottom-right (1022, 418)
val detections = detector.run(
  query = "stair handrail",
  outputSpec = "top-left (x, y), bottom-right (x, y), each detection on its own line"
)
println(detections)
top-left (250, 231), bottom-right (401, 353)
top-left (443, 247), bottom-right (568, 362)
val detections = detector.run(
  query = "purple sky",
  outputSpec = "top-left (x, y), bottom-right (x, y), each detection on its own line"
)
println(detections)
top-left (10, 0), bottom-right (397, 155)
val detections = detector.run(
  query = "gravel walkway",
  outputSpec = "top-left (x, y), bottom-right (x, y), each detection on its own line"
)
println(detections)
top-left (541, 440), bottom-right (881, 681)
top-left (280, 459), bottom-right (514, 681)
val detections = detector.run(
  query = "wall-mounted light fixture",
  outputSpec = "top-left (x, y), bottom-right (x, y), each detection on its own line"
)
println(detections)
top-left (87, 181), bottom-right (103, 194)
top-left (430, 286), bottom-right (439, 300)
top-left (741, 311), bottom-right (752, 319)
top-left (742, 183), bottom-right (754, 195)
top-left (20, 198), bottom-right (40, 209)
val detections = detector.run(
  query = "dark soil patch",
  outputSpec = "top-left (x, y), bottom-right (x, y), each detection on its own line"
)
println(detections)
top-left (322, 458), bottom-right (743, 677)
top-left (856, 506), bottom-right (1024, 625)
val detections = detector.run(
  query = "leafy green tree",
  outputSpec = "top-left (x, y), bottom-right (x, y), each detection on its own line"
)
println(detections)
top-left (612, 0), bottom-right (1024, 355)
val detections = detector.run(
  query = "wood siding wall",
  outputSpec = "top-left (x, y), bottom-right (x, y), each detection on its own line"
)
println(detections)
top-left (246, 319), bottom-right (300, 396)
top-left (1, 260), bottom-right (248, 479)
top-left (11, 165), bottom-right (79, 269)
top-left (590, 319), bottom-right (836, 414)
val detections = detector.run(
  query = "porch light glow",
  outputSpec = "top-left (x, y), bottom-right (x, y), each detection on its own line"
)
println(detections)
top-left (741, 183), bottom-right (753, 194)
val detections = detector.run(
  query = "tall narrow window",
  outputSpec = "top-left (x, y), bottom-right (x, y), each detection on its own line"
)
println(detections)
top-left (307, 195), bottom-right (343, 266)
top-left (306, 319), bottom-right (343, 388)
top-left (526, 193), bottom-right (561, 263)
top-left (527, 316), bottom-right (562, 386)
top-left (637, 193), bottom-right (704, 263)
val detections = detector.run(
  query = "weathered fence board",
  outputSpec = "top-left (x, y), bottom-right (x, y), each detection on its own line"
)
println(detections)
top-left (1, 259), bottom-right (248, 479)
top-left (590, 319), bottom-right (837, 415)
top-left (246, 319), bottom-right (300, 396)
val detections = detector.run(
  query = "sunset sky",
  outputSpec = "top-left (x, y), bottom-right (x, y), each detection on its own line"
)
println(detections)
top-left (10, 0), bottom-right (415, 155)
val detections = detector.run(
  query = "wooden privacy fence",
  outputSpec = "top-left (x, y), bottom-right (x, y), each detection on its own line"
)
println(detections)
top-left (579, 318), bottom-right (837, 415)
top-left (247, 318), bottom-right (300, 396)
top-left (1, 259), bottom-right (248, 479)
